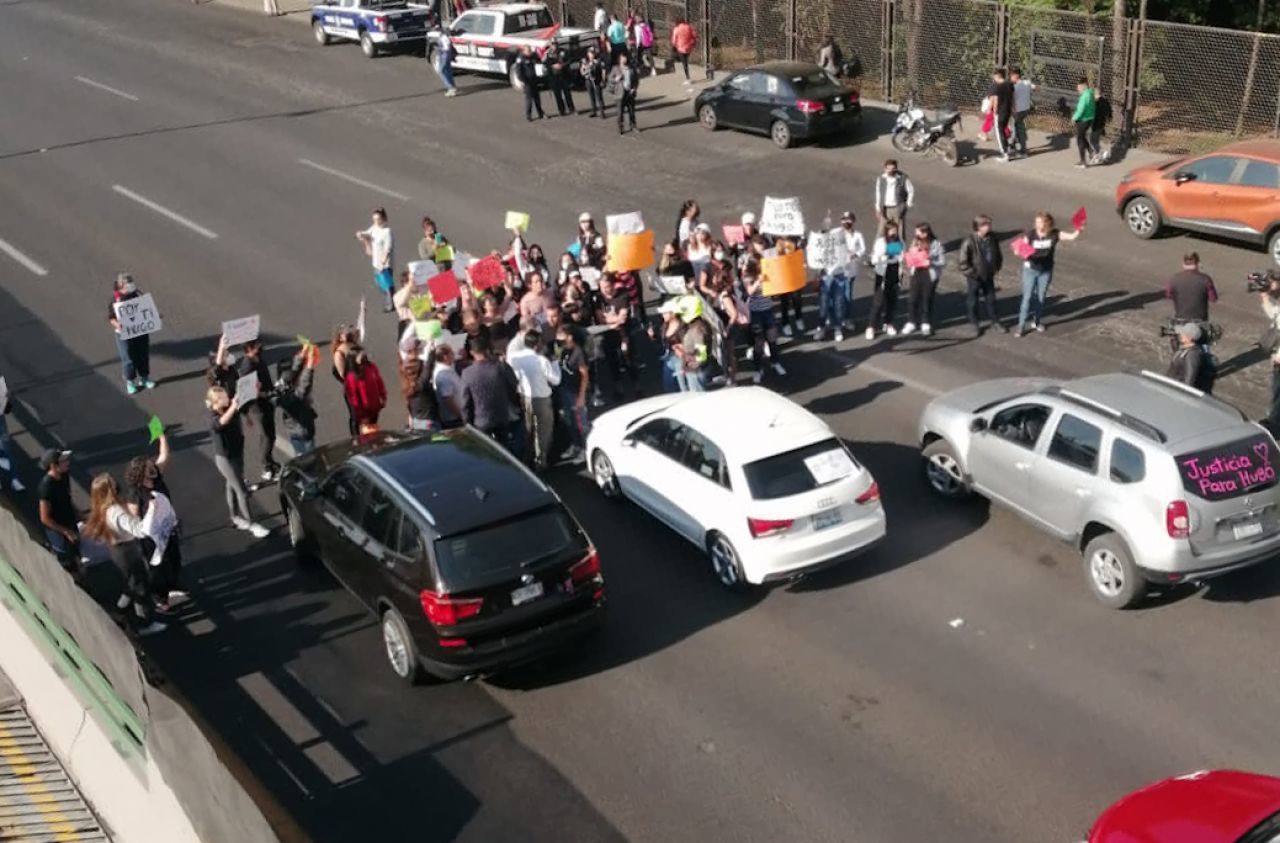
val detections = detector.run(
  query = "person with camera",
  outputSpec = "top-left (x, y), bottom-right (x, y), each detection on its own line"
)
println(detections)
top-left (1167, 322), bottom-right (1215, 393)
top-left (1166, 252), bottom-right (1218, 322)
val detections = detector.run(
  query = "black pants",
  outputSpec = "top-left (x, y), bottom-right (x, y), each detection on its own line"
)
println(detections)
top-left (586, 80), bottom-right (606, 116)
top-left (995, 111), bottom-right (1012, 156)
top-left (618, 91), bottom-right (637, 132)
top-left (148, 538), bottom-right (182, 602)
top-left (906, 269), bottom-right (934, 327)
top-left (1074, 119), bottom-right (1094, 164)
top-left (243, 399), bottom-right (279, 472)
top-left (965, 274), bottom-right (998, 326)
top-left (778, 291), bottom-right (803, 326)
top-left (868, 267), bottom-right (900, 330)
top-left (1270, 367), bottom-right (1280, 431)
top-left (677, 50), bottom-right (690, 80)
top-left (609, 42), bottom-right (624, 66)
top-left (551, 79), bottom-right (575, 114)
top-left (111, 543), bottom-right (153, 628)
top-left (601, 329), bottom-right (637, 392)
top-left (524, 86), bottom-right (545, 120)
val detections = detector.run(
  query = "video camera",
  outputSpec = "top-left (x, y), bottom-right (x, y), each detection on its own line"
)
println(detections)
top-left (1159, 319), bottom-right (1222, 346)
top-left (1247, 270), bottom-right (1276, 293)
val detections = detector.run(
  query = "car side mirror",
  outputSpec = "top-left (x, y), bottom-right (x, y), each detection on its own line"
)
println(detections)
top-left (299, 480), bottom-right (320, 501)
top-left (621, 437), bottom-right (637, 448)
top-left (970, 417), bottom-right (988, 434)
top-left (1174, 171), bottom-right (1196, 185)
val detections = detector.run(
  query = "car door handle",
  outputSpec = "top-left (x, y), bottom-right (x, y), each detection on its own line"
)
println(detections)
top-left (1074, 488), bottom-right (1092, 498)
top-left (1014, 461), bottom-right (1030, 471)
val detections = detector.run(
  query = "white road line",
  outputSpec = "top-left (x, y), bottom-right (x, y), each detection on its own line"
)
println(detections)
top-left (0, 237), bottom-right (48, 276)
top-left (111, 185), bottom-right (219, 239)
top-left (297, 158), bottom-right (411, 202)
top-left (73, 75), bottom-right (139, 101)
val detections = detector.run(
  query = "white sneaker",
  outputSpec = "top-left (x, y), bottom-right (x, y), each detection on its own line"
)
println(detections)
top-left (902, 322), bottom-right (916, 335)
top-left (812, 327), bottom-right (825, 341)
top-left (446, 88), bottom-right (458, 98)
top-left (921, 323), bottom-right (932, 336)
top-left (0, 458), bottom-right (10, 471)
top-left (885, 325), bottom-right (898, 337)
top-left (782, 324), bottom-right (793, 337)
top-left (10, 478), bottom-right (23, 492)
top-left (752, 370), bottom-right (764, 384)
top-left (834, 329), bottom-right (844, 343)
top-left (167, 590), bottom-right (191, 603)
top-left (796, 318), bottom-right (806, 332)
top-left (248, 523), bottom-right (269, 539)
top-left (864, 327), bottom-right (875, 340)
top-left (745, 347), bottom-right (754, 362)
top-left (772, 362), bottom-right (787, 376)
top-left (231, 517), bottom-right (250, 531)
top-left (137, 621), bottom-right (168, 637)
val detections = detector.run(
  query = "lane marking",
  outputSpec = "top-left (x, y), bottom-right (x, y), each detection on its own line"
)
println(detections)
top-left (73, 75), bottom-right (139, 102)
top-left (111, 185), bottom-right (219, 239)
top-left (297, 158), bottom-right (411, 202)
top-left (0, 237), bottom-right (48, 276)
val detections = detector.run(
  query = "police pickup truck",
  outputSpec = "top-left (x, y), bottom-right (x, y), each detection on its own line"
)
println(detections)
top-left (312, 0), bottom-right (436, 58)
top-left (429, 3), bottom-right (597, 89)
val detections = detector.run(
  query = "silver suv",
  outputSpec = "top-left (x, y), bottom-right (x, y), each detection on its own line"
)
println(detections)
top-left (917, 371), bottom-right (1280, 608)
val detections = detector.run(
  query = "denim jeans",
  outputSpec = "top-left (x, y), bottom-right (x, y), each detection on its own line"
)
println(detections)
top-left (288, 434), bottom-right (315, 457)
top-left (557, 394), bottom-right (589, 451)
top-left (115, 333), bottom-right (135, 382)
top-left (435, 57), bottom-right (455, 89)
top-left (675, 366), bottom-right (706, 392)
top-left (1018, 266), bottom-right (1053, 329)
top-left (661, 352), bottom-right (681, 393)
top-left (0, 415), bottom-right (13, 483)
top-left (819, 272), bottom-right (849, 327)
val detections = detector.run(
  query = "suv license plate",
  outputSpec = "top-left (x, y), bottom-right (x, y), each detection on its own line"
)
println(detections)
top-left (1234, 520), bottom-right (1264, 540)
top-left (832, 102), bottom-right (845, 112)
top-left (813, 510), bottom-right (843, 531)
top-left (511, 582), bottom-right (544, 606)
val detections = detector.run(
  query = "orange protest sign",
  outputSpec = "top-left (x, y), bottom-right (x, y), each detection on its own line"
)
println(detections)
top-left (761, 249), bottom-right (807, 296)
top-left (606, 230), bottom-right (655, 272)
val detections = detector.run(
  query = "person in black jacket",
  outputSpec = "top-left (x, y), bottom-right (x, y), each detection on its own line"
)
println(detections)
top-left (399, 346), bottom-right (440, 431)
top-left (611, 52), bottom-right (640, 134)
top-left (236, 339), bottom-right (279, 483)
top-left (275, 347), bottom-right (318, 456)
top-left (515, 46), bottom-right (545, 121)
top-left (581, 46), bottom-right (607, 118)
top-left (957, 214), bottom-right (1006, 336)
top-left (1167, 322), bottom-right (1215, 393)
top-left (545, 45), bottom-right (575, 116)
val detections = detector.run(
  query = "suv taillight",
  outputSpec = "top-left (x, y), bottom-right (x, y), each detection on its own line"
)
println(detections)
top-left (856, 482), bottom-right (880, 504)
top-left (748, 517), bottom-right (793, 538)
top-left (420, 591), bottom-right (483, 626)
top-left (796, 99), bottom-right (826, 114)
top-left (569, 549), bottom-right (601, 583)
top-left (1166, 500), bottom-right (1190, 539)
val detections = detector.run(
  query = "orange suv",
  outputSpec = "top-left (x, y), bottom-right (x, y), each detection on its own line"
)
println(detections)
top-left (1115, 140), bottom-right (1280, 265)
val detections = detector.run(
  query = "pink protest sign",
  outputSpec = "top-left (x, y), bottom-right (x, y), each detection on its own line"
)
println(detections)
top-left (722, 224), bottom-right (746, 245)
top-left (1011, 237), bottom-right (1035, 260)
top-left (427, 269), bottom-right (461, 304)
top-left (1071, 206), bottom-right (1088, 231)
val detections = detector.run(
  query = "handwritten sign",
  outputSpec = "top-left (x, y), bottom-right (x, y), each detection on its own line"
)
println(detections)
top-left (409, 295), bottom-right (435, 319)
top-left (1178, 435), bottom-right (1278, 501)
top-left (469, 255), bottom-right (505, 290)
top-left (606, 211), bottom-right (646, 236)
top-left (761, 249), bottom-right (807, 296)
top-left (408, 260), bottom-right (436, 287)
top-left (579, 266), bottom-right (602, 290)
top-left (453, 253), bottom-right (472, 280)
top-left (234, 372), bottom-right (260, 406)
top-left (113, 293), bottom-right (162, 340)
top-left (804, 447), bottom-right (856, 485)
top-left (652, 275), bottom-right (689, 296)
top-left (1011, 237), bottom-right (1035, 260)
top-left (221, 314), bottom-right (260, 346)
top-left (427, 269), bottom-right (461, 304)
top-left (806, 229), bottom-right (849, 271)
top-left (505, 210), bottom-right (530, 232)
top-left (759, 196), bottom-right (804, 237)
top-left (438, 331), bottom-right (468, 354)
top-left (414, 319), bottom-right (444, 343)
top-left (147, 415), bottom-right (164, 444)
top-left (722, 224), bottom-right (746, 245)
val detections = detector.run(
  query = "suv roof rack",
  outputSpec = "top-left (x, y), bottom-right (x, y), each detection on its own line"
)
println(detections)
top-left (1041, 385), bottom-right (1168, 444)
top-left (1137, 369), bottom-right (1248, 422)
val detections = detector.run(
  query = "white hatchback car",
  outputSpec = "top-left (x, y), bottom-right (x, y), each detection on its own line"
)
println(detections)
top-left (586, 387), bottom-right (886, 588)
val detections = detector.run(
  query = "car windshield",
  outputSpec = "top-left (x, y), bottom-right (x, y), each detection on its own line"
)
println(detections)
top-left (1175, 432), bottom-right (1279, 501)
top-left (743, 438), bottom-right (859, 500)
top-left (434, 507), bottom-right (583, 591)
top-left (507, 9), bottom-right (553, 31)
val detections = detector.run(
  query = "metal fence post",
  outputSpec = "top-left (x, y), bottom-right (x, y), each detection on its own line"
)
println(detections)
top-left (701, 0), bottom-right (711, 77)
top-left (787, 0), bottom-right (798, 61)
top-left (882, 0), bottom-right (895, 101)
top-left (994, 2), bottom-right (1008, 70)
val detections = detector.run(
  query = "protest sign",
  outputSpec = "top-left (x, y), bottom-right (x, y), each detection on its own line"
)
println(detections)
top-left (409, 295), bottom-right (435, 319)
top-left (1072, 206), bottom-right (1088, 231)
top-left (438, 332), bottom-right (467, 354)
top-left (579, 266), bottom-right (602, 290)
top-left (761, 249), bottom-right (807, 296)
top-left (652, 275), bottom-right (690, 296)
top-left (696, 292), bottom-right (726, 368)
top-left (113, 293), bottom-right (162, 340)
top-left (414, 319), bottom-right (444, 344)
top-left (469, 256), bottom-right (505, 290)
top-left (427, 269), bottom-right (461, 304)
top-left (453, 253), bottom-right (471, 280)
top-left (408, 260), bottom-right (436, 287)
top-left (1011, 237), bottom-right (1035, 260)
top-left (606, 230), bottom-right (655, 272)
top-left (759, 196), bottom-right (804, 237)
top-left (234, 372), bottom-right (260, 405)
top-left (606, 211), bottom-right (646, 236)
top-left (147, 415), bottom-right (164, 444)
top-left (504, 211), bottom-right (530, 232)
top-left (722, 224), bottom-right (745, 245)
top-left (221, 314), bottom-right (260, 346)
top-left (434, 244), bottom-right (455, 264)
top-left (806, 229), bottom-right (850, 271)
top-left (904, 248), bottom-right (931, 270)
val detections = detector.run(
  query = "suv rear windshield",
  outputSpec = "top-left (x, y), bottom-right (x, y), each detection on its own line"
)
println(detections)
top-left (743, 438), bottom-right (859, 500)
top-left (1176, 432), bottom-right (1279, 501)
top-left (434, 507), bottom-right (583, 590)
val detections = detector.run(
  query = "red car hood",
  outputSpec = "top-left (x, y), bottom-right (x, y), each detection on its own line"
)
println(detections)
top-left (1091, 771), bottom-right (1280, 843)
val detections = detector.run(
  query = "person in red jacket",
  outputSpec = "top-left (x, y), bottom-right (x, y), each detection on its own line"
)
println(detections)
top-left (670, 17), bottom-right (697, 83)
top-left (343, 350), bottom-right (387, 433)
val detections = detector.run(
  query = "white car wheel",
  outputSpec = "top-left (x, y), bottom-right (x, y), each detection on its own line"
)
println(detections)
top-left (708, 533), bottom-right (746, 590)
top-left (922, 439), bottom-right (968, 499)
top-left (592, 450), bottom-right (620, 498)
top-left (381, 609), bottom-right (422, 683)
top-left (360, 31), bottom-right (378, 58)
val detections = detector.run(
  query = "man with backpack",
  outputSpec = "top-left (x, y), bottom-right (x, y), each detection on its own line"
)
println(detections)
top-left (874, 159), bottom-right (914, 235)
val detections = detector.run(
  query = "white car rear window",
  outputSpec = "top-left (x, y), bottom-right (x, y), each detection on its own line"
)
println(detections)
top-left (743, 438), bottom-right (856, 500)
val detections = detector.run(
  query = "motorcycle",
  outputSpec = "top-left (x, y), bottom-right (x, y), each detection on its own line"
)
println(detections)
top-left (891, 92), bottom-right (961, 166)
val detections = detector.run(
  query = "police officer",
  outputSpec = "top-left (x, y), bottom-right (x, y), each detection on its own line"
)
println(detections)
top-left (545, 44), bottom-right (575, 116)
top-left (581, 46), bottom-right (607, 118)
top-left (515, 46), bottom-right (545, 121)
top-left (1165, 252), bottom-right (1218, 322)
top-left (1166, 323), bottom-right (1215, 393)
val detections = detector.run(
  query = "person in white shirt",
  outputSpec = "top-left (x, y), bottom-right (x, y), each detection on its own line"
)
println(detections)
top-left (431, 344), bottom-right (464, 428)
top-left (813, 211), bottom-right (866, 343)
top-left (593, 2), bottom-right (609, 34)
top-left (874, 159), bottom-right (914, 235)
top-left (507, 329), bottom-right (562, 471)
top-left (355, 208), bottom-right (395, 312)
top-left (1011, 67), bottom-right (1036, 157)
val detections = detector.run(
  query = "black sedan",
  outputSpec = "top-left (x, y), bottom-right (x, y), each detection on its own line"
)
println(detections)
top-left (279, 429), bottom-right (605, 683)
top-left (694, 61), bottom-right (861, 149)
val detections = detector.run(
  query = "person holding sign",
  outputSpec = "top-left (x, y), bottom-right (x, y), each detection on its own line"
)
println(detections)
top-left (123, 436), bottom-right (187, 613)
top-left (866, 221), bottom-right (905, 340)
top-left (108, 273), bottom-right (156, 395)
top-left (742, 256), bottom-right (786, 383)
top-left (1014, 211), bottom-right (1083, 337)
top-left (575, 212), bottom-right (607, 269)
top-left (356, 208), bottom-right (395, 313)
top-left (83, 474), bottom-right (167, 637)
top-left (902, 223), bottom-right (945, 337)
top-left (236, 339), bottom-right (280, 483)
top-left (205, 387), bottom-right (269, 539)
top-left (417, 217), bottom-right (448, 261)
top-left (276, 346), bottom-right (320, 456)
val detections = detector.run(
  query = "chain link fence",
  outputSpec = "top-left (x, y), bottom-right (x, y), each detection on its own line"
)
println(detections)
top-left (553, 0), bottom-right (1280, 154)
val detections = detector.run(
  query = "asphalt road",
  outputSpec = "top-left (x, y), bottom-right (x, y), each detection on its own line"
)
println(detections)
top-left (4, 1), bottom-right (1280, 841)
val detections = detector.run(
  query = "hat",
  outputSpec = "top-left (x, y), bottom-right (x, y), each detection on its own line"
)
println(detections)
top-left (840, 210), bottom-right (855, 221)
top-left (1176, 322), bottom-right (1203, 342)
top-left (39, 448), bottom-right (70, 470)
top-left (695, 222), bottom-right (712, 233)
top-left (659, 298), bottom-right (683, 315)
top-left (578, 212), bottom-right (593, 223)
top-left (741, 212), bottom-right (757, 225)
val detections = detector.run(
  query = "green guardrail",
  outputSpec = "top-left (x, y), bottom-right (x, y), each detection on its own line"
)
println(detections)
top-left (0, 555), bottom-right (146, 760)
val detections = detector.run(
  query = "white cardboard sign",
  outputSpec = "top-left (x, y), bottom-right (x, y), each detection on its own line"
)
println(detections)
top-left (221, 315), bottom-right (260, 346)
top-left (606, 211), bottom-right (646, 236)
top-left (759, 196), bottom-right (804, 237)
top-left (113, 293), bottom-right (162, 340)
top-left (652, 275), bottom-right (689, 296)
top-left (807, 229), bottom-right (850, 271)
top-left (234, 372), bottom-right (260, 406)
top-left (408, 260), bottom-right (436, 287)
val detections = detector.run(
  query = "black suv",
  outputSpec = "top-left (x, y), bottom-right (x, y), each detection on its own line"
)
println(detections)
top-left (279, 429), bottom-right (605, 682)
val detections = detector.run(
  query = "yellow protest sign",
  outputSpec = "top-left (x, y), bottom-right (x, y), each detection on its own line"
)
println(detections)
top-left (504, 211), bottom-right (530, 232)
